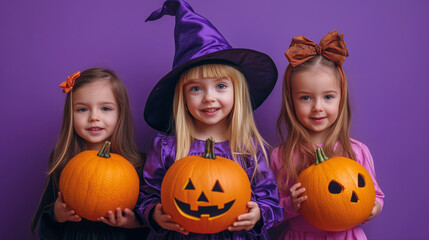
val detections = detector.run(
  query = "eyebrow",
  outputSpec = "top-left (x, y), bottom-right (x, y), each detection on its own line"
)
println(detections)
top-left (323, 90), bottom-right (339, 94)
top-left (73, 101), bottom-right (116, 106)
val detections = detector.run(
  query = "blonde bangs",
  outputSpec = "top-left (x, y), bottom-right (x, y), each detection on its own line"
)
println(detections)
top-left (182, 64), bottom-right (239, 83)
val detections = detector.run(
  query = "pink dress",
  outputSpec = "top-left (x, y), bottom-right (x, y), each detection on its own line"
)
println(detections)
top-left (269, 139), bottom-right (385, 240)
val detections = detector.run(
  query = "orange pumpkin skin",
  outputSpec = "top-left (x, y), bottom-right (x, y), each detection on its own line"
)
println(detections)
top-left (59, 142), bottom-right (139, 221)
top-left (161, 138), bottom-right (251, 234)
top-left (297, 148), bottom-right (375, 231)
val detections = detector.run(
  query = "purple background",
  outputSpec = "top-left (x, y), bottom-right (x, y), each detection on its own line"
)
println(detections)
top-left (1, 0), bottom-right (428, 239)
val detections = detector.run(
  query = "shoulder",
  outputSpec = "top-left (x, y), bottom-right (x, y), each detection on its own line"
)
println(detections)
top-left (152, 132), bottom-right (176, 148)
top-left (148, 132), bottom-right (177, 159)
top-left (270, 146), bottom-right (282, 169)
top-left (350, 138), bottom-right (373, 164)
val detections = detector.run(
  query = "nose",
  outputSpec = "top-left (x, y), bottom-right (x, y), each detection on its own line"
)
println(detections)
top-left (203, 90), bottom-right (215, 103)
top-left (89, 110), bottom-right (100, 122)
top-left (312, 99), bottom-right (323, 112)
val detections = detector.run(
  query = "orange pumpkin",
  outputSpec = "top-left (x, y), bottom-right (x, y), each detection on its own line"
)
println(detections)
top-left (161, 137), bottom-right (251, 234)
top-left (59, 141), bottom-right (139, 221)
top-left (297, 148), bottom-right (375, 231)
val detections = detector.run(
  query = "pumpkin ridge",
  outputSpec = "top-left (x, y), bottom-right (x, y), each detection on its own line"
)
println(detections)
top-left (85, 156), bottom-right (103, 219)
top-left (71, 155), bottom-right (93, 211)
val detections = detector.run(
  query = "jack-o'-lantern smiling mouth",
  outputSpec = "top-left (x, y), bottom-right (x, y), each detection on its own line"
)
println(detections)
top-left (174, 198), bottom-right (235, 219)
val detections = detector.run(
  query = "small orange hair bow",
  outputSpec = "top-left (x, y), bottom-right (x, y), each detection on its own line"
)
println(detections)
top-left (59, 71), bottom-right (80, 93)
top-left (285, 30), bottom-right (349, 67)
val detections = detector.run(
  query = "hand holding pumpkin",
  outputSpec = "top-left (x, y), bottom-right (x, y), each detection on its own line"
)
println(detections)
top-left (364, 201), bottom-right (381, 222)
top-left (54, 192), bottom-right (81, 223)
top-left (228, 201), bottom-right (261, 231)
top-left (98, 208), bottom-right (140, 229)
top-left (153, 203), bottom-right (189, 235)
top-left (289, 182), bottom-right (307, 212)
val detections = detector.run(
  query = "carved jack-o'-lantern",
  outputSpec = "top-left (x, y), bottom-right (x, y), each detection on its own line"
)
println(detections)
top-left (297, 148), bottom-right (375, 231)
top-left (161, 138), bottom-right (251, 234)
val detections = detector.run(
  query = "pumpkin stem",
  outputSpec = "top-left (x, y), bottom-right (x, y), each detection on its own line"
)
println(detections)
top-left (97, 141), bottom-right (111, 158)
top-left (202, 137), bottom-right (216, 159)
top-left (315, 148), bottom-right (329, 164)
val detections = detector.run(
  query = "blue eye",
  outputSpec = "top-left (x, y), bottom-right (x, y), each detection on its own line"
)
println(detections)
top-left (76, 107), bottom-right (88, 112)
top-left (217, 83), bottom-right (226, 89)
top-left (325, 95), bottom-right (334, 100)
top-left (300, 96), bottom-right (310, 101)
top-left (190, 86), bottom-right (201, 92)
top-left (101, 107), bottom-right (112, 111)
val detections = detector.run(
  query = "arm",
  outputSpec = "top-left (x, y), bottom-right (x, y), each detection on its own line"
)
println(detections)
top-left (33, 175), bottom-right (64, 239)
top-left (134, 134), bottom-right (187, 236)
top-left (244, 147), bottom-right (283, 236)
top-left (270, 148), bottom-right (301, 221)
top-left (353, 141), bottom-right (385, 221)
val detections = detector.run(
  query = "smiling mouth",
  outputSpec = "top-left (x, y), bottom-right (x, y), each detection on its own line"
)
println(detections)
top-left (87, 127), bottom-right (103, 131)
top-left (202, 108), bottom-right (219, 113)
top-left (174, 198), bottom-right (235, 219)
top-left (311, 117), bottom-right (325, 121)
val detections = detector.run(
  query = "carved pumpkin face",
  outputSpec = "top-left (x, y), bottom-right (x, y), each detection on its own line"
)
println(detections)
top-left (161, 138), bottom-right (251, 234)
top-left (297, 148), bottom-right (375, 232)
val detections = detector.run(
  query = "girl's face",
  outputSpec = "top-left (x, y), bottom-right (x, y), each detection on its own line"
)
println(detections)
top-left (72, 79), bottom-right (119, 150)
top-left (291, 66), bottom-right (341, 142)
top-left (184, 77), bottom-right (234, 135)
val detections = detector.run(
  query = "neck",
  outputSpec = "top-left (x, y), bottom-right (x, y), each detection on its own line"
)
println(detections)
top-left (310, 131), bottom-right (327, 147)
top-left (192, 122), bottom-right (229, 142)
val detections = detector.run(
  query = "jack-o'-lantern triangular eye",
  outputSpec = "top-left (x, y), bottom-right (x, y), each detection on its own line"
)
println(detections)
top-left (328, 180), bottom-right (344, 194)
top-left (212, 180), bottom-right (224, 192)
top-left (185, 179), bottom-right (195, 190)
top-left (358, 174), bottom-right (365, 187)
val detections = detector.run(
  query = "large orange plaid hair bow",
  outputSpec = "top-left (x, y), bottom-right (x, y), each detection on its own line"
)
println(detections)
top-left (284, 30), bottom-right (349, 95)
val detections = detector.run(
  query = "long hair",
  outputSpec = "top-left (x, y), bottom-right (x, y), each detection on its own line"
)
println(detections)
top-left (31, 68), bottom-right (142, 233)
top-left (276, 56), bottom-right (355, 192)
top-left (173, 64), bottom-right (268, 176)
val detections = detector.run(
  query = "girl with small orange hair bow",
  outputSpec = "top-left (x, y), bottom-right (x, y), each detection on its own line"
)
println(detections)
top-left (31, 68), bottom-right (148, 239)
top-left (269, 30), bottom-right (385, 239)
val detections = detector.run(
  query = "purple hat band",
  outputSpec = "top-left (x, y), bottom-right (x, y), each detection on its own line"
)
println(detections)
top-left (146, 0), bottom-right (232, 69)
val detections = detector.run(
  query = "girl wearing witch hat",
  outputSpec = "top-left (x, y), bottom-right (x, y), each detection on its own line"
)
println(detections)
top-left (136, 0), bottom-right (283, 239)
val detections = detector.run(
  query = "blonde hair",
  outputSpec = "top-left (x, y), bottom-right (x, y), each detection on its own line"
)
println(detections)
top-left (31, 68), bottom-right (142, 233)
top-left (173, 64), bottom-right (268, 175)
top-left (276, 56), bottom-right (355, 192)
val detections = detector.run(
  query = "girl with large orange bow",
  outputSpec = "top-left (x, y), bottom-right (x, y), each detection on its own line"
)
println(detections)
top-left (269, 30), bottom-right (385, 239)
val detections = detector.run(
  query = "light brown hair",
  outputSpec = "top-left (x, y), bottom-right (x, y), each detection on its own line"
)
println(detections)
top-left (276, 56), bottom-right (355, 192)
top-left (31, 68), bottom-right (141, 233)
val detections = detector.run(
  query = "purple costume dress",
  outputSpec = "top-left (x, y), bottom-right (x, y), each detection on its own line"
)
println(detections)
top-left (136, 133), bottom-right (283, 239)
top-left (269, 139), bottom-right (385, 240)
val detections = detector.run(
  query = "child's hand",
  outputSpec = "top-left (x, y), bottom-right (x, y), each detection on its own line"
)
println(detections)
top-left (54, 192), bottom-right (81, 223)
top-left (364, 201), bottom-right (381, 222)
top-left (290, 182), bottom-right (307, 212)
top-left (153, 203), bottom-right (189, 235)
top-left (228, 201), bottom-right (261, 231)
top-left (98, 208), bottom-right (140, 228)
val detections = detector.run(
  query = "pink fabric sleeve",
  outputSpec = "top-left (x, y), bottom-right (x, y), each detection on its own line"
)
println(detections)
top-left (270, 147), bottom-right (300, 221)
top-left (352, 140), bottom-right (385, 210)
